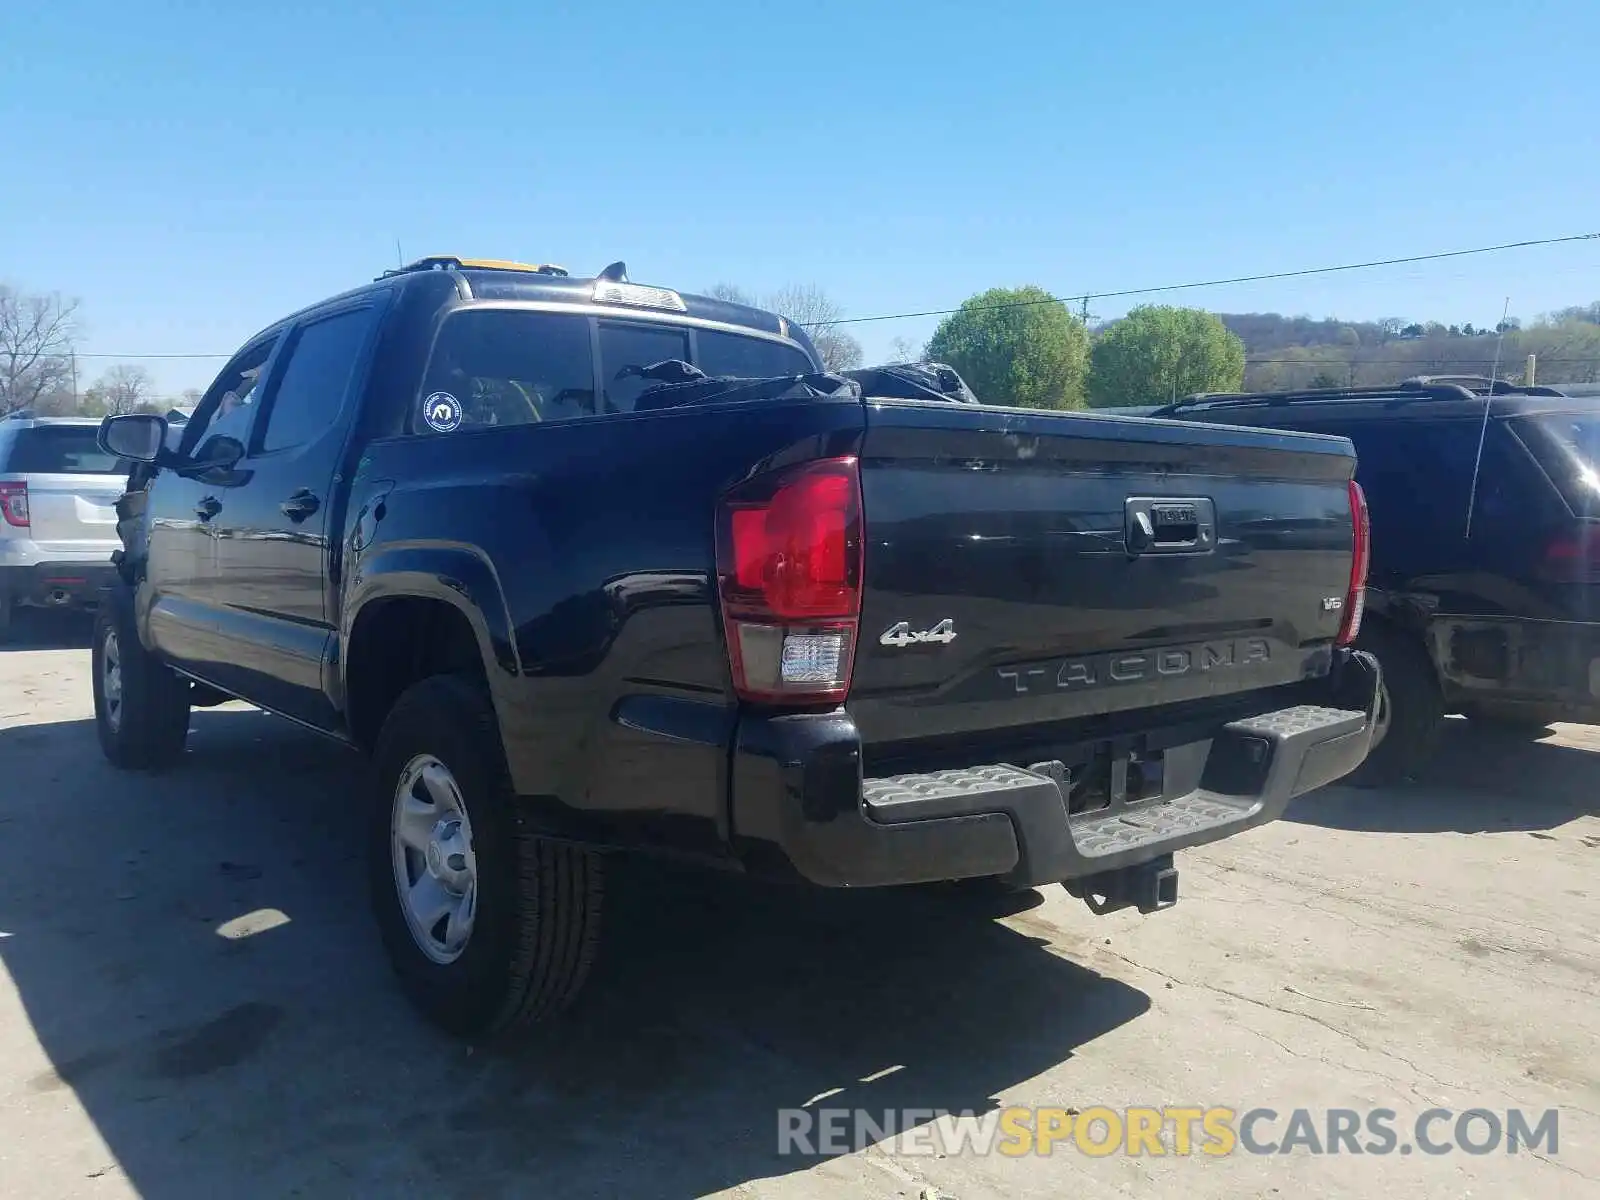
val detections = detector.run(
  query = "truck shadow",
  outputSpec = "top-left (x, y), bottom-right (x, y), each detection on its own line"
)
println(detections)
top-left (0, 708), bottom-right (1149, 1198)
top-left (0, 608), bottom-right (93, 650)
top-left (1286, 717), bottom-right (1600, 834)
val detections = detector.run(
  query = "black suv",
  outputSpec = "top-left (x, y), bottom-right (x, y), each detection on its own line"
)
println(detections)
top-left (1153, 376), bottom-right (1600, 783)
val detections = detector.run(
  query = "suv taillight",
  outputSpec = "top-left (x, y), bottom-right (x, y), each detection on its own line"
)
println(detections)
top-left (1337, 480), bottom-right (1369, 645)
top-left (1540, 526), bottom-right (1600, 580)
top-left (715, 456), bottom-right (863, 704)
top-left (0, 481), bottom-right (29, 528)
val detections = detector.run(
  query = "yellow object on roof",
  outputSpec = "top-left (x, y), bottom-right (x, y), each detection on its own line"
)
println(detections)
top-left (437, 255), bottom-right (569, 275)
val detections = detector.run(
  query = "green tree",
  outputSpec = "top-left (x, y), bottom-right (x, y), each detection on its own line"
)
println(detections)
top-left (925, 286), bottom-right (1088, 408)
top-left (1086, 305), bottom-right (1246, 407)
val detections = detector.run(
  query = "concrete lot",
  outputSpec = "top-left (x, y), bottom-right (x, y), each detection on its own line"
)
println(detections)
top-left (0, 611), bottom-right (1595, 1199)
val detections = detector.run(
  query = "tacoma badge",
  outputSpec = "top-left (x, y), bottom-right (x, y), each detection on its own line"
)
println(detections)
top-left (880, 618), bottom-right (957, 648)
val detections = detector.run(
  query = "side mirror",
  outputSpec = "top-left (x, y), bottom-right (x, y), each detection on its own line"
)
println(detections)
top-left (99, 413), bottom-right (169, 463)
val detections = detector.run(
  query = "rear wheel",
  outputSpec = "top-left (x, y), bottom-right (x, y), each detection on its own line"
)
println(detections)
top-left (369, 674), bottom-right (604, 1038)
top-left (1348, 622), bottom-right (1443, 786)
top-left (91, 590), bottom-right (190, 770)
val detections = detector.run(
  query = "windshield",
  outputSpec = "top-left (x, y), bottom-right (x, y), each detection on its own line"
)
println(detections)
top-left (1515, 413), bottom-right (1600, 512)
top-left (4, 426), bottom-right (125, 474)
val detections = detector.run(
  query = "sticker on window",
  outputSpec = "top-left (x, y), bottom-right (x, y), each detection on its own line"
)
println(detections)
top-left (422, 391), bottom-right (463, 433)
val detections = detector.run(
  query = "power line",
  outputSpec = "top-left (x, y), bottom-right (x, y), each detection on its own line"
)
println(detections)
top-left (1249, 356), bottom-right (1600, 365)
top-left (45, 229), bottom-right (1600, 356)
top-left (818, 231), bottom-right (1600, 327)
top-left (65, 351), bottom-right (229, 359)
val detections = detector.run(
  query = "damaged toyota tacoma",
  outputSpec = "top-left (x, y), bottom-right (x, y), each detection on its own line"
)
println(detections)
top-left (92, 256), bottom-right (1380, 1037)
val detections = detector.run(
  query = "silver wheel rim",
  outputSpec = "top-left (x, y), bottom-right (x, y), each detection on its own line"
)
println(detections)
top-left (1370, 679), bottom-right (1392, 750)
top-left (391, 754), bottom-right (478, 964)
top-left (101, 629), bottom-right (124, 733)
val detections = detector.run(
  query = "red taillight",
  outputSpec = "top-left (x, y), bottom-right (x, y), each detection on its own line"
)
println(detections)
top-left (1337, 480), bottom-right (1369, 645)
top-left (0, 482), bottom-right (28, 528)
top-left (1540, 526), bottom-right (1600, 580)
top-left (716, 457), bottom-right (863, 704)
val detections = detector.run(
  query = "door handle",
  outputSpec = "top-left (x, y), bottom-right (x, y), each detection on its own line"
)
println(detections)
top-left (195, 496), bottom-right (222, 521)
top-left (280, 489), bottom-right (321, 522)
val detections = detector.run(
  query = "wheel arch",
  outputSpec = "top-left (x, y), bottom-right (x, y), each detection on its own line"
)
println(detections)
top-left (341, 546), bottom-right (519, 752)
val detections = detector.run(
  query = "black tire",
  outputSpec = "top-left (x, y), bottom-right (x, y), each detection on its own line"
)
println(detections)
top-left (0, 596), bottom-right (12, 644)
top-left (369, 674), bottom-right (604, 1039)
top-left (92, 588), bottom-right (190, 770)
top-left (1348, 621), bottom-right (1443, 786)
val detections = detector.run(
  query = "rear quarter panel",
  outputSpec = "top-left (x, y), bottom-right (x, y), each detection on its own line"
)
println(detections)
top-left (344, 398), bottom-right (866, 856)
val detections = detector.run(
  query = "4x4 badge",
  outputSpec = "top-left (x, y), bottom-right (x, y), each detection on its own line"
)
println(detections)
top-left (880, 618), bottom-right (957, 648)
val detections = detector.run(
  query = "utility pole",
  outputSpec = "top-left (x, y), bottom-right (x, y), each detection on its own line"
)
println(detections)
top-left (1525, 353), bottom-right (1537, 387)
top-left (70, 352), bottom-right (78, 411)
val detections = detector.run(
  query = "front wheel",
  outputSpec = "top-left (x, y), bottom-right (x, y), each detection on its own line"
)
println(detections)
top-left (92, 591), bottom-right (190, 770)
top-left (368, 674), bottom-right (604, 1039)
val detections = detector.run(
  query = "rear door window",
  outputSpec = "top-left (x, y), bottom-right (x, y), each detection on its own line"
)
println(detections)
top-left (4, 426), bottom-right (124, 474)
top-left (421, 310), bottom-right (595, 427)
top-left (1512, 414), bottom-right (1600, 515)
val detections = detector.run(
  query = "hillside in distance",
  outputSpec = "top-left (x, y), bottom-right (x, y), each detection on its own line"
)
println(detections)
top-left (1213, 303), bottom-right (1600, 391)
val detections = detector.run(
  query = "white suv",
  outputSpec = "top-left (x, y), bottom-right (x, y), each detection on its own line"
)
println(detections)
top-left (0, 415), bottom-right (127, 640)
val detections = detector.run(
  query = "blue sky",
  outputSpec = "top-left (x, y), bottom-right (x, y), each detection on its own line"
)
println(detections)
top-left (3, 0), bottom-right (1598, 396)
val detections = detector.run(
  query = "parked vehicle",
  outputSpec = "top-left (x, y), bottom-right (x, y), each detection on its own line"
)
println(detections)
top-left (0, 415), bottom-right (127, 639)
top-left (1151, 377), bottom-right (1600, 783)
top-left (92, 255), bottom-right (1379, 1037)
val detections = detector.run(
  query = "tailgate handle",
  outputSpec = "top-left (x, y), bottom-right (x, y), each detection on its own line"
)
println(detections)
top-left (1125, 497), bottom-right (1214, 556)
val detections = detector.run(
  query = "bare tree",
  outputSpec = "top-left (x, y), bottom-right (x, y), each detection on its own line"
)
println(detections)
top-left (32, 389), bottom-right (80, 416)
top-left (707, 282), bottom-right (756, 306)
top-left (705, 281), bottom-right (865, 373)
top-left (763, 284), bottom-right (864, 373)
top-left (0, 286), bottom-right (79, 414)
top-left (90, 364), bottom-right (156, 416)
top-left (887, 335), bottom-right (925, 364)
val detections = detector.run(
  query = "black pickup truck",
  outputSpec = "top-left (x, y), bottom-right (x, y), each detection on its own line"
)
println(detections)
top-left (93, 257), bottom-right (1380, 1037)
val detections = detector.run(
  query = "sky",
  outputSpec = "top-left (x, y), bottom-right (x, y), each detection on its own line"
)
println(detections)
top-left (3, 0), bottom-right (1599, 397)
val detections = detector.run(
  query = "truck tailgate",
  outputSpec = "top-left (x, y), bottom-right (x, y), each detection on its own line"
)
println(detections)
top-left (850, 401), bottom-right (1358, 756)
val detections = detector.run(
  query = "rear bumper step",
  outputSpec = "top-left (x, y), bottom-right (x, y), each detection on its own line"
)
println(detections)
top-left (729, 649), bottom-right (1380, 891)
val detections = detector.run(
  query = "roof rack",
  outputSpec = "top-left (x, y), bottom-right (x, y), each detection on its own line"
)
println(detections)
top-left (379, 255), bottom-right (569, 280)
top-left (1152, 382), bottom-right (1485, 417)
top-left (1400, 374), bottom-right (1566, 397)
top-left (1152, 376), bottom-right (1565, 417)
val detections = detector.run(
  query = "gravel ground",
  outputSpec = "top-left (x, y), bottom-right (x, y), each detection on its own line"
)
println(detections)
top-left (0, 611), bottom-right (1594, 1199)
